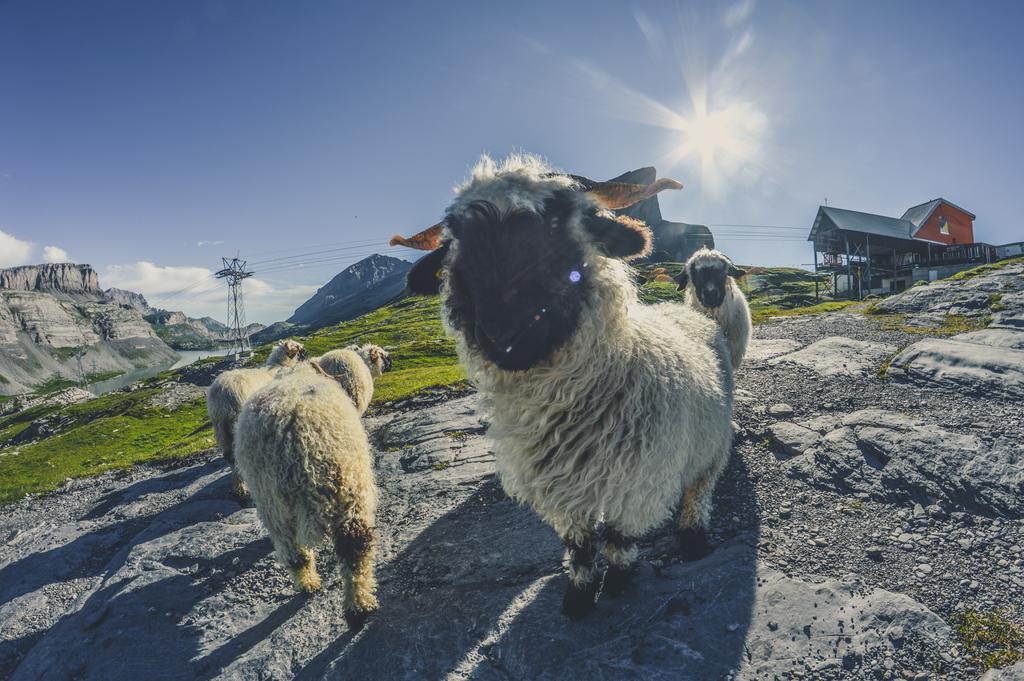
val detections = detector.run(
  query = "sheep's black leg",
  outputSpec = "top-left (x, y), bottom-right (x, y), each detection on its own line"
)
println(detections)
top-left (675, 526), bottom-right (710, 561)
top-left (333, 516), bottom-right (378, 632)
top-left (561, 532), bottom-right (600, 620)
top-left (676, 472), bottom-right (717, 561)
top-left (601, 527), bottom-right (639, 598)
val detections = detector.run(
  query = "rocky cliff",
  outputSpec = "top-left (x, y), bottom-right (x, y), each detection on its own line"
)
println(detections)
top-left (0, 263), bottom-right (103, 300)
top-left (104, 287), bottom-right (156, 315)
top-left (0, 265), bottom-right (177, 394)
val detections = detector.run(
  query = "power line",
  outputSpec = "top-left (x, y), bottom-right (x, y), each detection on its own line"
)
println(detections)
top-left (708, 223), bottom-right (808, 232)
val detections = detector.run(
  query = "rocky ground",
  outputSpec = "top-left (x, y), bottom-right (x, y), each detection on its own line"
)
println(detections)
top-left (1, 263), bottom-right (1022, 680)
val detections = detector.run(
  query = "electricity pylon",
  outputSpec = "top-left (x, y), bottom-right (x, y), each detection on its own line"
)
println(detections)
top-left (215, 257), bottom-right (255, 355)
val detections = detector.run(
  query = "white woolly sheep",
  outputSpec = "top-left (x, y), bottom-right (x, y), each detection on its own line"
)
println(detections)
top-left (392, 154), bottom-right (735, 618)
top-left (674, 247), bottom-right (752, 369)
top-left (233, 361), bottom-right (379, 630)
top-left (206, 339), bottom-right (305, 498)
top-left (346, 344), bottom-right (392, 379)
top-left (313, 344), bottom-right (392, 415)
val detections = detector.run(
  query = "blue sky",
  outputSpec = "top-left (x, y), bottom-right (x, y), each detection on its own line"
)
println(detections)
top-left (2, 0), bottom-right (1022, 323)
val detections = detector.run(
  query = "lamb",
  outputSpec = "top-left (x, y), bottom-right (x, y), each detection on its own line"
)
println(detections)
top-left (391, 154), bottom-right (735, 618)
top-left (206, 339), bottom-right (305, 498)
top-left (674, 247), bottom-right (752, 369)
top-left (312, 344), bottom-right (392, 415)
top-left (233, 360), bottom-right (379, 630)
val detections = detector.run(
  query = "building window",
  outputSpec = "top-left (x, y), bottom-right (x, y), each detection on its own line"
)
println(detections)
top-left (939, 215), bottom-right (950, 235)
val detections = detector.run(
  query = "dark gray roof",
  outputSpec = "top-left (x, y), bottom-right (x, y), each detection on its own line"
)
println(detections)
top-left (813, 206), bottom-right (913, 240)
top-left (900, 198), bottom-right (977, 230)
top-left (900, 200), bottom-right (941, 229)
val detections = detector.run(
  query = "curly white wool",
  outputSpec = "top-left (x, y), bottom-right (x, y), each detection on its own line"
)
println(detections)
top-left (233, 361), bottom-right (379, 618)
top-left (206, 339), bottom-right (305, 496)
top-left (445, 155), bottom-right (735, 541)
top-left (313, 347), bottom-right (376, 415)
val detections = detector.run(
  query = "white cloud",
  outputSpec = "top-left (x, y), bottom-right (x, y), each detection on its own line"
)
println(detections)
top-left (0, 230), bottom-right (35, 267)
top-left (42, 246), bottom-right (71, 263)
top-left (197, 240), bottom-right (224, 247)
top-left (103, 261), bottom-right (319, 325)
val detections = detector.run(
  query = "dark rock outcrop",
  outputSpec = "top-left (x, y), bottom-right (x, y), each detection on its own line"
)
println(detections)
top-left (286, 254), bottom-right (412, 330)
top-left (611, 167), bottom-right (716, 263)
top-left (104, 288), bottom-right (156, 315)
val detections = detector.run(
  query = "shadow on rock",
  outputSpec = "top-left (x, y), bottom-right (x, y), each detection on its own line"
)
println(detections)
top-left (82, 459), bottom-right (224, 521)
top-left (299, 449), bottom-right (761, 681)
top-left (0, 465), bottom-right (233, 608)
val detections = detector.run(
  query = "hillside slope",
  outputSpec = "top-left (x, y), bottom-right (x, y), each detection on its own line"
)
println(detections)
top-left (287, 254), bottom-right (412, 330)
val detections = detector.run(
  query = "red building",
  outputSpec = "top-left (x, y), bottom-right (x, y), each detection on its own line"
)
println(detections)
top-left (808, 198), bottom-right (993, 297)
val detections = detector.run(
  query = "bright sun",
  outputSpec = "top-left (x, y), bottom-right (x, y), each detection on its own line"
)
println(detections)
top-left (662, 95), bottom-right (768, 196)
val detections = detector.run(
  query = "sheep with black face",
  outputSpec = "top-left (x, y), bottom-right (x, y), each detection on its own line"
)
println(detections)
top-left (674, 247), bottom-right (752, 369)
top-left (392, 155), bottom-right (735, 619)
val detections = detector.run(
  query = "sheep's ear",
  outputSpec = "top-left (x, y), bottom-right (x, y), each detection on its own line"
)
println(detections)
top-left (368, 347), bottom-right (381, 363)
top-left (728, 265), bottom-right (747, 279)
top-left (583, 212), bottom-right (652, 261)
top-left (674, 268), bottom-right (689, 290)
top-left (406, 244), bottom-right (450, 296)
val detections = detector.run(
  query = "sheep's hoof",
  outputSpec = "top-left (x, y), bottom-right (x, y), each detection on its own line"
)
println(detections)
top-left (230, 477), bottom-right (251, 505)
top-left (344, 606), bottom-right (376, 632)
top-left (562, 580), bottom-right (599, 620)
top-left (676, 527), bottom-right (711, 561)
top-left (294, 566), bottom-right (322, 593)
top-left (601, 564), bottom-right (636, 598)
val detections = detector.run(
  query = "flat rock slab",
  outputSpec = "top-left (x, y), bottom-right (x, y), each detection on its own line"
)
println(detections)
top-left (782, 409), bottom-right (1024, 517)
top-left (768, 336), bottom-right (896, 377)
top-left (890, 337), bottom-right (1024, 399)
top-left (992, 292), bottom-right (1024, 330)
top-left (955, 327), bottom-right (1024, 350)
top-left (745, 338), bottom-right (803, 364)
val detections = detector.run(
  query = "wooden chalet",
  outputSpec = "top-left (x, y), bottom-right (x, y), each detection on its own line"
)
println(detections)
top-left (808, 198), bottom-right (992, 298)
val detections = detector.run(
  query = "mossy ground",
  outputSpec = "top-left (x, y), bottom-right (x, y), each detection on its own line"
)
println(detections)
top-left (945, 256), bottom-right (1024, 282)
top-left (864, 309), bottom-right (991, 336)
top-left (954, 609), bottom-right (1024, 670)
top-left (0, 388), bottom-right (213, 505)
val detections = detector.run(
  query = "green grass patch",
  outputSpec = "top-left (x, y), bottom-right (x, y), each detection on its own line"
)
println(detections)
top-left (251, 295), bottom-right (466, 405)
top-left (32, 376), bottom-right (82, 395)
top-left (947, 256), bottom-right (1024, 282)
top-left (990, 294), bottom-right (1005, 313)
top-left (0, 392), bottom-right (214, 505)
top-left (751, 300), bottom-right (859, 325)
top-left (869, 312), bottom-right (990, 335)
top-left (954, 609), bottom-right (1024, 671)
top-left (49, 346), bottom-right (84, 361)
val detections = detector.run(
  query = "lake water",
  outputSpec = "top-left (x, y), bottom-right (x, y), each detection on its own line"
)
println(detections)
top-left (86, 347), bottom-right (235, 396)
